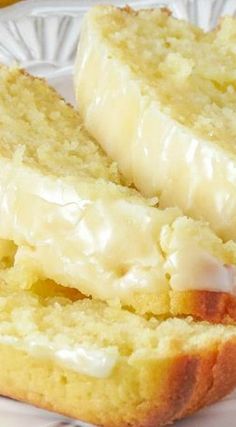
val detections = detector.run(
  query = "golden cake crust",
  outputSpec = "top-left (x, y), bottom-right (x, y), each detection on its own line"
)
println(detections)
top-left (0, 339), bottom-right (236, 426)
top-left (127, 290), bottom-right (236, 324)
top-left (171, 290), bottom-right (236, 324)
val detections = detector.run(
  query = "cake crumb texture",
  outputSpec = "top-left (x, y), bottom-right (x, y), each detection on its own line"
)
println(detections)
top-left (75, 6), bottom-right (236, 240)
top-left (0, 279), bottom-right (235, 426)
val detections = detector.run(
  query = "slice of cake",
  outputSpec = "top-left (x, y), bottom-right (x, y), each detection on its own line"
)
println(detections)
top-left (75, 6), bottom-right (236, 241)
top-left (1, 65), bottom-right (236, 322)
top-left (1, 279), bottom-right (236, 427)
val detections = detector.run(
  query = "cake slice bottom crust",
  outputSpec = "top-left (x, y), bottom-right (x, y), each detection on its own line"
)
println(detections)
top-left (0, 282), bottom-right (235, 426)
top-left (0, 340), bottom-right (236, 427)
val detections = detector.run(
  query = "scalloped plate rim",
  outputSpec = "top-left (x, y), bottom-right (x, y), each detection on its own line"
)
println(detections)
top-left (0, 0), bottom-right (171, 20)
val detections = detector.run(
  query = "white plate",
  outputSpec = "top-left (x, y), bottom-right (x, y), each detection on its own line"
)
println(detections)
top-left (0, 0), bottom-right (236, 425)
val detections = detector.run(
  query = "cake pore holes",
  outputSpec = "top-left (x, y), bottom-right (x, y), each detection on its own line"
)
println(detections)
top-left (0, 239), bottom-right (17, 269)
top-left (165, 272), bottom-right (171, 281)
top-left (116, 264), bottom-right (129, 279)
top-left (60, 374), bottom-right (68, 385)
top-left (31, 279), bottom-right (85, 303)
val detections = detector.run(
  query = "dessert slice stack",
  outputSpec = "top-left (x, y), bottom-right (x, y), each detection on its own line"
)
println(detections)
top-left (0, 15), bottom-right (234, 425)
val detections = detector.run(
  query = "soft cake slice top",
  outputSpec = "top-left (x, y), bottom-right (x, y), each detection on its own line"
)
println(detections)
top-left (1, 66), bottom-right (236, 322)
top-left (75, 6), bottom-right (236, 240)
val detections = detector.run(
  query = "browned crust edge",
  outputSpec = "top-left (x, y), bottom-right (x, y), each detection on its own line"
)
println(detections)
top-left (133, 340), bottom-right (236, 427)
top-left (130, 290), bottom-right (236, 324)
top-left (0, 339), bottom-right (236, 427)
top-left (171, 290), bottom-right (236, 324)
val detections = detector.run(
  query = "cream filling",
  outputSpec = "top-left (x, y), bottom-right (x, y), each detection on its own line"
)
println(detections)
top-left (0, 159), bottom-right (235, 298)
top-left (164, 245), bottom-right (236, 293)
top-left (0, 334), bottom-right (118, 378)
top-left (0, 158), bottom-right (173, 299)
top-left (75, 8), bottom-right (236, 242)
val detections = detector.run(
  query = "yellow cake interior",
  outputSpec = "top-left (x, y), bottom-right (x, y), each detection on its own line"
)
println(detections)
top-left (1, 272), bottom-right (236, 427)
top-left (95, 8), bottom-right (236, 151)
top-left (0, 66), bottom-right (121, 183)
top-left (0, 238), bottom-right (234, 372)
top-left (0, 18), bottom-right (235, 425)
top-left (1, 65), bottom-right (236, 320)
top-left (1, 277), bottom-right (236, 372)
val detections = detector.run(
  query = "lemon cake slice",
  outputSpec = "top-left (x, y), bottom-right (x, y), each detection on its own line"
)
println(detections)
top-left (75, 6), bottom-right (236, 241)
top-left (2, 65), bottom-right (236, 322)
top-left (0, 278), bottom-right (236, 426)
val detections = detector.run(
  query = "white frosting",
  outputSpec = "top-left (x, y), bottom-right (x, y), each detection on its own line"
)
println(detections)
top-left (164, 245), bottom-right (236, 293)
top-left (0, 334), bottom-right (118, 378)
top-left (0, 159), bottom-right (235, 297)
top-left (0, 158), bottom-right (177, 300)
top-left (75, 7), bottom-right (236, 242)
